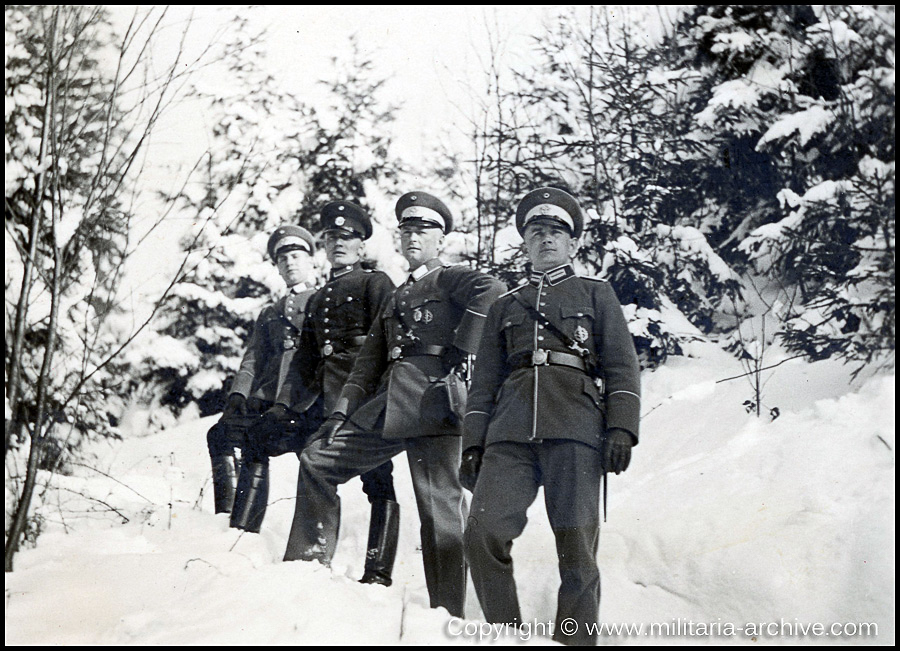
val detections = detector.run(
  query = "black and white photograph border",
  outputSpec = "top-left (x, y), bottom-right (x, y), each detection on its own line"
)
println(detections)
top-left (5, 5), bottom-right (895, 646)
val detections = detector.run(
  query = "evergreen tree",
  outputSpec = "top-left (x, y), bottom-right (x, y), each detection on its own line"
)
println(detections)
top-left (143, 22), bottom-right (406, 417)
top-left (678, 5), bottom-right (895, 366)
top-left (456, 7), bottom-right (740, 366)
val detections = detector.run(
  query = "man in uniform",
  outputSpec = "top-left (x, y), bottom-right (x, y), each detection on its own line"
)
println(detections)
top-left (283, 191), bottom-right (505, 618)
top-left (205, 224), bottom-right (316, 529)
top-left (460, 187), bottom-right (641, 646)
top-left (273, 200), bottom-right (400, 586)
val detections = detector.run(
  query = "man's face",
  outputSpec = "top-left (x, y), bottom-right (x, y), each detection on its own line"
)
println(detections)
top-left (399, 223), bottom-right (443, 269)
top-left (323, 230), bottom-right (363, 269)
top-left (275, 247), bottom-right (313, 288)
top-left (522, 221), bottom-right (577, 271)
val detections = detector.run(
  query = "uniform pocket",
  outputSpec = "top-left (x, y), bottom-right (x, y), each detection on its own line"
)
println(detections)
top-left (409, 296), bottom-right (441, 325)
top-left (561, 305), bottom-right (595, 349)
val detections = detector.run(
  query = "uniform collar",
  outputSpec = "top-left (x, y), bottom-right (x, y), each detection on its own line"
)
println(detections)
top-left (288, 282), bottom-right (309, 294)
top-left (408, 258), bottom-right (442, 283)
top-left (329, 261), bottom-right (359, 280)
top-left (529, 264), bottom-right (576, 287)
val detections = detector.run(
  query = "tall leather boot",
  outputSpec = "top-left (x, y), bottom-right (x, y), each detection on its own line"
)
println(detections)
top-left (210, 454), bottom-right (237, 514)
top-left (229, 462), bottom-right (269, 533)
top-left (359, 499), bottom-right (400, 586)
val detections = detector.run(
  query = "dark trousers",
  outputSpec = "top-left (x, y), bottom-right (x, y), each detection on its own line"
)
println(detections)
top-left (209, 405), bottom-right (395, 505)
top-left (465, 440), bottom-right (602, 646)
top-left (284, 423), bottom-right (467, 617)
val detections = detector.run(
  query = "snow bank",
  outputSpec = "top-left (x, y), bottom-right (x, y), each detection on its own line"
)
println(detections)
top-left (5, 345), bottom-right (894, 645)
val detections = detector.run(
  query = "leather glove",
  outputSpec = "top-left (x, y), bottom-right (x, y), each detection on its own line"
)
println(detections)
top-left (256, 404), bottom-right (295, 442)
top-left (316, 412), bottom-right (347, 446)
top-left (444, 346), bottom-right (468, 374)
top-left (602, 428), bottom-right (634, 475)
top-left (222, 393), bottom-right (247, 418)
top-left (246, 396), bottom-right (268, 415)
top-left (458, 447), bottom-right (484, 492)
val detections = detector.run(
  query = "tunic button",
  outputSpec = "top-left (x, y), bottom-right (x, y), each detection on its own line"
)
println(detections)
top-left (538, 336), bottom-right (545, 341)
top-left (538, 324), bottom-right (544, 329)
top-left (396, 335), bottom-right (402, 341)
top-left (324, 308), bottom-right (329, 314)
top-left (326, 288), bottom-right (333, 293)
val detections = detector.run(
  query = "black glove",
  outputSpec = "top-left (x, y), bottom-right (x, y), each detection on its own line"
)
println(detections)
top-left (444, 346), bottom-right (468, 374)
top-left (255, 404), bottom-right (295, 442)
top-left (458, 447), bottom-right (484, 492)
top-left (602, 428), bottom-right (634, 475)
top-left (246, 396), bottom-right (268, 415)
top-left (222, 393), bottom-right (247, 418)
top-left (315, 413), bottom-right (347, 446)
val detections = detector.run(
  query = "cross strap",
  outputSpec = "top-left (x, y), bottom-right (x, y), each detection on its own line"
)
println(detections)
top-left (509, 292), bottom-right (598, 370)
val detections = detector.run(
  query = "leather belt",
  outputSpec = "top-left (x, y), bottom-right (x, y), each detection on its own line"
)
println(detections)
top-left (389, 343), bottom-right (448, 361)
top-left (510, 348), bottom-right (588, 372)
top-left (321, 335), bottom-right (368, 356)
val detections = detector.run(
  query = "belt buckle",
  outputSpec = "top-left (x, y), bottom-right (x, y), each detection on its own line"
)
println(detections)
top-left (283, 339), bottom-right (296, 350)
top-left (531, 349), bottom-right (548, 365)
top-left (390, 346), bottom-right (403, 360)
top-left (322, 344), bottom-right (334, 356)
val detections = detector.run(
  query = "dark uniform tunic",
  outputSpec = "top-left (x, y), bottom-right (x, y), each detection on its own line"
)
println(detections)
top-left (284, 258), bottom-right (505, 618)
top-left (277, 262), bottom-right (397, 503)
top-left (207, 288), bottom-right (314, 459)
top-left (463, 264), bottom-right (641, 646)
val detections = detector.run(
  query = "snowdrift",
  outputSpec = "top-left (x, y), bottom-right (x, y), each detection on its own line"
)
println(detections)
top-left (5, 343), bottom-right (894, 645)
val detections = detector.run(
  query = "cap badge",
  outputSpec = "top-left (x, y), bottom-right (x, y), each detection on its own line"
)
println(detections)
top-left (539, 204), bottom-right (552, 215)
top-left (338, 205), bottom-right (345, 211)
top-left (410, 195), bottom-right (417, 201)
top-left (543, 192), bottom-right (550, 198)
top-left (335, 216), bottom-right (345, 226)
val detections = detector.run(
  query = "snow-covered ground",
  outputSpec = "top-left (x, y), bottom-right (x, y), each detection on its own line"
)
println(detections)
top-left (5, 343), bottom-right (894, 645)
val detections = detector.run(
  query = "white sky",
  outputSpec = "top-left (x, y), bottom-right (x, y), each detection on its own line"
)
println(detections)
top-left (112, 5), bottom-right (550, 304)
top-left (140, 5), bottom-right (549, 177)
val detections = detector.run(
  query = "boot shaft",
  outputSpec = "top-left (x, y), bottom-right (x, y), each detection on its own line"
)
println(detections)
top-left (360, 499), bottom-right (400, 586)
top-left (229, 462), bottom-right (270, 533)
top-left (210, 454), bottom-right (238, 514)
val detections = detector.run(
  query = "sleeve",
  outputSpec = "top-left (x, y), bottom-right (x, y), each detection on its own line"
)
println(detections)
top-left (228, 307), bottom-right (271, 397)
top-left (594, 282), bottom-right (642, 442)
top-left (330, 310), bottom-right (389, 417)
top-left (462, 300), bottom-right (509, 452)
top-left (441, 267), bottom-right (507, 354)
